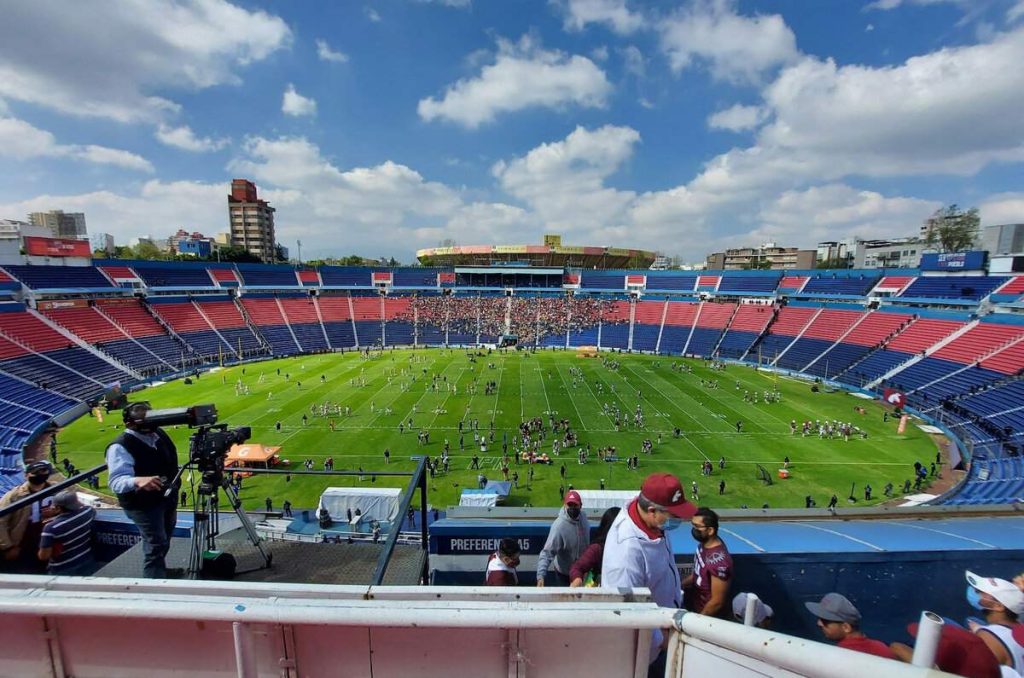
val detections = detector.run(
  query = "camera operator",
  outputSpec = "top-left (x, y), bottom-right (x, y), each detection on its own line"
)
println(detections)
top-left (106, 402), bottom-right (181, 578)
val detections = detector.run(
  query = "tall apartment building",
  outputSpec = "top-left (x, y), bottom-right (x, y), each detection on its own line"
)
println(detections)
top-left (28, 210), bottom-right (87, 239)
top-left (705, 243), bottom-right (816, 270)
top-left (228, 179), bottom-right (276, 263)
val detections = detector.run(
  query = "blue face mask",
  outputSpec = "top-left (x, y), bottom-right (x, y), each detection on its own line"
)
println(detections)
top-left (966, 586), bottom-right (986, 611)
top-left (663, 517), bottom-right (683, 532)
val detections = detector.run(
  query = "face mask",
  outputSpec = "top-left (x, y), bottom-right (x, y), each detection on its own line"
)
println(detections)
top-left (506, 556), bottom-right (520, 568)
top-left (663, 517), bottom-right (683, 532)
top-left (566, 506), bottom-right (581, 520)
top-left (691, 527), bottom-right (708, 542)
top-left (28, 474), bottom-right (48, 486)
top-left (966, 586), bottom-right (987, 611)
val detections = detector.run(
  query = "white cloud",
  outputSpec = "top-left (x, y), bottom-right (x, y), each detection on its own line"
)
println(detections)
top-left (866, 23), bottom-right (875, 31)
top-left (755, 184), bottom-right (940, 244)
top-left (316, 39), bottom-right (349, 63)
top-left (0, 116), bottom-right (153, 172)
top-left (707, 104), bottom-right (766, 132)
top-left (660, 0), bottom-right (800, 85)
top-left (418, 35), bottom-right (611, 128)
top-left (365, 7), bottom-right (382, 22)
top-left (619, 45), bottom-right (646, 77)
top-left (282, 84), bottom-right (317, 117)
top-left (1010, 1), bottom-right (1024, 22)
top-left (559, 0), bottom-right (645, 34)
top-left (866, 0), bottom-right (968, 11)
top-left (980, 192), bottom-right (1024, 225)
top-left (155, 124), bottom-right (229, 152)
top-left (590, 45), bottom-right (609, 62)
top-left (416, 0), bottom-right (472, 7)
top-left (493, 125), bottom-right (640, 232)
top-left (0, 1), bottom-right (291, 124)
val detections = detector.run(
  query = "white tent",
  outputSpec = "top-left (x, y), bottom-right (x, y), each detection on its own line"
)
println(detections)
top-left (576, 490), bottom-right (637, 511)
top-left (459, 490), bottom-right (498, 507)
top-left (317, 487), bottom-right (402, 524)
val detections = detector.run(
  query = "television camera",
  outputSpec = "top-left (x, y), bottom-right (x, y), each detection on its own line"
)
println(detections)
top-left (125, 402), bottom-right (269, 578)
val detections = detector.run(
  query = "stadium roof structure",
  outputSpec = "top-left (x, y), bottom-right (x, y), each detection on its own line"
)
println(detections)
top-left (416, 234), bottom-right (656, 270)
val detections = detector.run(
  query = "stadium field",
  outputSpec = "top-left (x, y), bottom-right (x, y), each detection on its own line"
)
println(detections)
top-left (56, 348), bottom-right (941, 512)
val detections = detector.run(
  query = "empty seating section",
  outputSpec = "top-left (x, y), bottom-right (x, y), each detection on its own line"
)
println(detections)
top-left (992, 276), bottom-right (1024, 300)
top-left (750, 307), bottom-right (817, 363)
top-left (42, 306), bottom-right (166, 373)
top-left (0, 353), bottom-right (102, 400)
top-left (98, 266), bottom-right (138, 282)
top-left (658, 302), bottom-right (699, 354)
top-left (945, 456), bottom-right (1024, 506)
top-left (598, 301), bottom-right (630, 348)
top-left (209, 268), bottom-right (239, 286)
top-left (717, 305), bottom-right (774, 358)
top-left (278, 296), bottom-right (328, 352)
top-left (133, 265), bottom-right (214, 288)
top-left (840, 318), bottom-right (963, 386)
top-left (777, 276), bottom-right (807, 292)
top-left (393, 270), bottom-right (438, 287)
top-left (902, 275), bottom-right (1007, 300)
top-left (874, 276), bottom-right (914, 293)
top-left (718, 274), bottom-right (780, 294)
top-left (696, 275), bottom-right (720, 289)
top-left (0, 307), bottom-right (76, 352)
top-left (581, 272), bottom-right (625, 290)
top-left (646, 275), bottom-right (696, 292)
top-left (239, 267), bottom-right (298, 287)
top-left (195, 300), bottom-right (263, 356)
top-left (687, 302), bottom-right (736, 357)
top-left (981, 340), bottom-right (1024, 374)
top-left (816, 312), bottom-right (910, 379)
top-left (147, 299), bottom-right (230, 358)
top-left (95, 299), bottom-right (183, 367)
top-left (352, 296), bottom-right (383, 346)
top-left (931, 323), bottom-right (1023, 365)
top-left (317, 296), bottom-right (356, 348)
top-left (240, 298), bottom-right (300, 355)
top-left (320, 267), bottom-right (371, 287)
top-left (786, 310), bottom-right (863, 372)
top-left (631, 301), bottom-right (664, 352)
top-left (4, 265), bottom-right (113, 290)
top-left (800, 275), bottom-right (879, 296)
top-left (384, 297), bottom-right (415, 346)
top-left (297, 270), bottom-right (320, 287)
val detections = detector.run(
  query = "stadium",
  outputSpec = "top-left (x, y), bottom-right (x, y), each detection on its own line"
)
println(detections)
top-left (4, 2), bottom-right (1024, 675)
top-left (1, 254), bottom-right (1023, 675)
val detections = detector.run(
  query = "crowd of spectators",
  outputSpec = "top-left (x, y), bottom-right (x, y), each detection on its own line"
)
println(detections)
top-left (397, 294), bottom-right (620, 345)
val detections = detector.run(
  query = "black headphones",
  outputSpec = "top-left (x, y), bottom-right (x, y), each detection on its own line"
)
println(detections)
top-left (122, 401), bottom-right (151, 425)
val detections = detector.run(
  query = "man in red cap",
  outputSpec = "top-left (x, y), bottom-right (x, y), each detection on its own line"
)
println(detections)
top-left (602, 472), bottom-right (696, 678)
top-left (536, 489), bottom-right (589, 587)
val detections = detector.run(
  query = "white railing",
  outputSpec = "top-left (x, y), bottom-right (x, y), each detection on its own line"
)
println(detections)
top-left (0, 576), bottom-right (953, 678)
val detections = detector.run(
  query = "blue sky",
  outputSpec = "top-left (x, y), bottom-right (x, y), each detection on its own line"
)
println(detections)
top-left (0, 0), bottom-right (1022, 263)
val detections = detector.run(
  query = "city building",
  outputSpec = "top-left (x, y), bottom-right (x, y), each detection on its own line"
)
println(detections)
top-left (228, 179), bottom-right (276, 263)
top-left (705, 243), bottom-right (816, 270)
top-left (816, 238), bottom-right (857, 267)
top-left (852, 238), bottom-right (932, 269)
top-left (168, 229), bottom-right (218, 258)
top-left (417, 234), bottom-right (656, 269)
top-left (28, 210), bottom-right (87, 239)
top-left (90, 232), bottom-right (115, 255)
top-left (982, 223), bottom-right (1024, 274)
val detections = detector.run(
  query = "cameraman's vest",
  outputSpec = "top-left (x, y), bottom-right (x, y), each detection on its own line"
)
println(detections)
top-left (114, 429), bottom-right (179, 511)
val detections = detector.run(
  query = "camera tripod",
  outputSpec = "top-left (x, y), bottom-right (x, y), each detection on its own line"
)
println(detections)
top-left (168, 457), bottom-right (273, 580)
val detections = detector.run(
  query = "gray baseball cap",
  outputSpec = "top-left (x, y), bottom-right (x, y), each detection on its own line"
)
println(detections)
top-left (804, 593), bottom-right (861, 623)
top-left (53, 490), bottom-right (83, 511)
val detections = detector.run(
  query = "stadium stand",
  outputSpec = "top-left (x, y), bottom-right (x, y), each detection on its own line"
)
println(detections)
top-left (799, 273), bottom-right (879, 297)
top-left (132, 264), bottom-right (215, 289)
top-left (41, 303), bottom-right (169, 374)
top-left (901, 275), bottom-right (1007, 301)
top-left (749, 306), bottom-right (818, 365)
top-left (194, 297), bottom-right (264, 357)
top-left (658, 301), bottom-right (699, 355)
top-left (352, 295), bottom-right (384, 347)
top-left (686, 302), bottom-right (735, 357)
top-left (239, 296), bottom-right (301, 355)
top-left (631, 300), bottom-right (664, 352)
top-left (146, 297), bottom-right (235, 360)
top-left (780, 308), bottom-right (863, 373)
top-left (278, 295), bottom-right (330, 352)
top-left (646, 274), bottom-right (696, 292)
top-left (208, 268), bottom-right (239, 288)
top-left (316, 295), bottom-right (356, 348)
top-left (4, 265), bottom-right (113, 290)
top-left (716, 304), bottom-right (775, 359)
top-left (238, 265), bottom-right (300, 287)
top-left (580, 272), bottom-right (625, 291)
top-left (776, 276), bottom-right (808, 294)
top-left (838, 317), bottom-right (964, 387)
top-left (718, 273), bottom-right (780, 294)
top-left (321, 266), bottom-right (371, 287)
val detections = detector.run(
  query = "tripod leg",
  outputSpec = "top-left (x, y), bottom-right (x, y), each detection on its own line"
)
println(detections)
top-left (220, 480), bottom-right (273, 568)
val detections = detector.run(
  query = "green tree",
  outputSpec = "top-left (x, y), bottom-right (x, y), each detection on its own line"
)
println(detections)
top-left (216, 245), bottom-right (261, 263)
top-left (132, 240), bottom-right (166, 260)
top-left (924, 204), bottom-right (980, 253)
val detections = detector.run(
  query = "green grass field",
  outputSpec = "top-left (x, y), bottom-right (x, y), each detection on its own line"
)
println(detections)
top-left (56, 348), bottom-right (940, 512)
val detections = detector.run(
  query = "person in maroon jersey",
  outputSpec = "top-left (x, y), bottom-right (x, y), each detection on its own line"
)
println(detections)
top-left (805, 593), bottom-right (896, 659)
top-left (682, 507), bottom-right (732, 617)
top-left (485, 538), bottom-right (521, 586)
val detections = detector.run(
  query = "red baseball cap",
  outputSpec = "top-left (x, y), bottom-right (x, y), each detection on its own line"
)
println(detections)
top-left (564, 490), bottom-right (582, 506)
top-left (907, 622), bottom-right (1000, 678)
top-left (640, 473), bottom-right (697, 519)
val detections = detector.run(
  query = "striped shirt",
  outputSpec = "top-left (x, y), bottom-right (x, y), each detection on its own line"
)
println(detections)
top-left (39, 506), bottom-right (95, 573)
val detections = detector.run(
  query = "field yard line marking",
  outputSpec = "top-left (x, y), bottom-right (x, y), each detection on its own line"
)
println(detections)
top-left (646, 364), bottom-right (776, 433)
top-left (620, 364), bottom-right (712, 433)
top-left (488, 354), bottom-right (506, 427)
top-left (553, 363), bottom-right (590, 432)
top-left (423, 365), bottom-right (470, 431)
top-left (794, 523), bottom-right (885, 551)
top-left (886, 522), bottom-right (996, 548)
top-left (537, 359), bottom-right (554, 418)
top-left (357, 355), bottom-right (441, 429)
top-left (667, 362), bottom-right (780, 431)
top-left (719, 528), bottom-right (766, 553)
